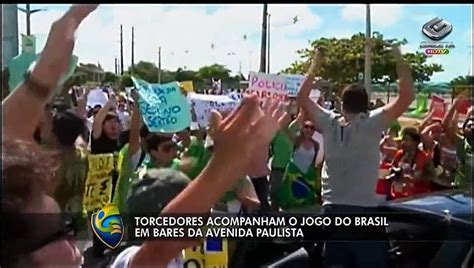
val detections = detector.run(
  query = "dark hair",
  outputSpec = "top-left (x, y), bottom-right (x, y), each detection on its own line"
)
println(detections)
top-left (104, 112), bottom-right (119, 123)
top-left (52, 109), bottom-right (85, 146)
top-left (1, 140), bottom-right (59, 265)
top-left (341, 84), bottom-right (369, 114)
top-left (145, 134), bottom-right (173, 153)
top-left (140, 125), bottom-right (150, 139)
top-left (402, 127), bottom-right (421, 144)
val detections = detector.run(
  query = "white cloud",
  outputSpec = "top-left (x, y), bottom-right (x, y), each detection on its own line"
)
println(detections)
top-left (341, 4), bottom-right (404, 28)
top-left (18, 4), bottom-right (321, 76)
top-left (411, 13), bottom-right (436, 25)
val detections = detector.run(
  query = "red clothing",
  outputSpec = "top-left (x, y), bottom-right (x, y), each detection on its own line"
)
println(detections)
top-left (391, 149), bottom-right (431, 198)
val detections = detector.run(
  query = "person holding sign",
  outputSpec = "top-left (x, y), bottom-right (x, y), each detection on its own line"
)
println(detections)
top-left (128, 94), bottom-right (288, 267)
top-left (296, 46), bottom-right (415, 268)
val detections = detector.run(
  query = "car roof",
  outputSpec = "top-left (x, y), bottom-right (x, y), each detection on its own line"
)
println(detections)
top-left (380, 190), bottom-right (472, 225)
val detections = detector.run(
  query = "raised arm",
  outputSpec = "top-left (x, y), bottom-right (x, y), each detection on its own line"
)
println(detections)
top-left (129, 95), bottom-right (287, 267)
top-left (91, 96), bottom-right (116, 139)
top-left (2, 5), bottom-right (98, 141)
top-left (128, 90), bottom-right (142, 156)
top-left (418, 110), bottom-right (434, 133)
top-left (382, 47), bottom-right (415, 125)
top-left (75, 87), bottom-right (90, 119)
top-left (296, 48), bottom-right (324, 124)
top-left (443, 94), bottom-right (466, 143)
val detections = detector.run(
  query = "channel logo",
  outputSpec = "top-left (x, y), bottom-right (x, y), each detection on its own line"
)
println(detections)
top-left (91, 204), bottom-right (124, 249)
top-left (422, 17), bottom-right (453, 41)
top-left (425, 48), bottom-right (450, 55)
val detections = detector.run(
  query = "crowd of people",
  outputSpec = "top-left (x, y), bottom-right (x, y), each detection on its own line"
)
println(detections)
top-left (1, 5), bottom-right (473, 268)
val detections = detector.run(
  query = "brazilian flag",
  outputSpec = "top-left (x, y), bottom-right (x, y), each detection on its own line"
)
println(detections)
top-left (275, 160), bottom-right (320, 209)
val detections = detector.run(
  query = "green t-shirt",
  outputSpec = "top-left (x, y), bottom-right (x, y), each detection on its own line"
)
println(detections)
top-left (183, 137), bottom-right (211, 180)
top-left (270, 122), bottom-right (299, 169)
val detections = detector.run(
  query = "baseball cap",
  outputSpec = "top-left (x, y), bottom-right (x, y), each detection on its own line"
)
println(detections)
top-left (126, 168), bottom-right (191, 215)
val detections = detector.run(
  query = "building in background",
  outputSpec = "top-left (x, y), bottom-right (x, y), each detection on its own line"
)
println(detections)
top-left (2, 4), bottom-right (19, 69)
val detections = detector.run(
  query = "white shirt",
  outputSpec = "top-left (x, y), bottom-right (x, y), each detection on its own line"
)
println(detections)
top-left (316, 107), bottom-right (388, 207)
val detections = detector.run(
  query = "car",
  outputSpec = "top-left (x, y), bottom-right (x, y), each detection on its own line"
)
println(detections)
top-left (234, 190), bottom-right (473, 268)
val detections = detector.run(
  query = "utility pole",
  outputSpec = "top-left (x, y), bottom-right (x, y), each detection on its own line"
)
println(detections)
top-left (364, 4), bottom-right (372, 99)
top-left (158, 46), bottom-right (162, 84)
top-left (18, 4), bottom-right (43, 36)
top-left (267, 13), bottom-right (271, 73)
top-left (120, 24), bottom-right (124, 75)
top-left (259, 4), bottom-right (268, 73)
top-left (131, 27), bottom-right (135, 74)
top-left (114, 57), bottom-right (118, 76)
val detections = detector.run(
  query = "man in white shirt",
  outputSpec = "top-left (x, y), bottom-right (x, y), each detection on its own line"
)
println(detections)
top-left (297, 47), bottom-right (415, 268)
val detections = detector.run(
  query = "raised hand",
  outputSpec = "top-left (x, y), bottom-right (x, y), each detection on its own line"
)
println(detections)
top-left (31, 5), bottom-right (98, 90)
top-left (209, 94), bottom-right (286, 174)
top-left (309, 47), bottom-right (325, 74)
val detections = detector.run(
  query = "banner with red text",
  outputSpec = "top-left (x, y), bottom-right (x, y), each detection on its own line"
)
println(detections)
top-left (247, 72), bottom-right (288, 100)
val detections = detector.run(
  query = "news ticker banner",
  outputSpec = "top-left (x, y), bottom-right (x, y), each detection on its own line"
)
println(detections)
top-left (121, 213), bottom-right (472, 242)
top-left (2, 213), bottom-right (471, 243)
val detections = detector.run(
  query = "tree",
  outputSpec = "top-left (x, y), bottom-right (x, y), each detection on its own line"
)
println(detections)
top-left (281, 32), bottom-right (443, 89)
top-left (71, 71), bottom-right (87, 86)
top-left (102, 72), bottom-right (118, 85)
top-left (175, 68), bottom-right (197, 82)
top-left (196, 64), bottom-right (232, 81)
top-left (120, 72), bottom-right (134, 88)
top-left (131, 61), bottom-right (159, 83)
top-left (450, 75), bottom-right (474, 87)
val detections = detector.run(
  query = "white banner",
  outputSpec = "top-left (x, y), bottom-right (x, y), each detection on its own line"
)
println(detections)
top-left (188, 93), bottom-right (239, 127)
top-left (281, 74), bottom-right (306, 97)
top-left (87, 88), bottom-right (109, 108)
top-left (247, 72), bottom-right (288, 100)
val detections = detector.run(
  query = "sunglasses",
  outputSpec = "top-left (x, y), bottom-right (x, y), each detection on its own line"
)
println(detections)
top-left (303, 125), bottom-right (315, 130)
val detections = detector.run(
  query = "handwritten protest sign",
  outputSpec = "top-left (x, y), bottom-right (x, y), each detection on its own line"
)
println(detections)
top-left (189, 93), bottom-right (239, 127)
top-left (87, 88), bottom-right (109, 108)
top-left (83, 154), bottom-right (115, 212)
top-left (247, 72), bottom-right (288, 100)
top-left (132, 77), bottom-right (192, 133)
top-left (430, 95), bottom-right (446, 120)
top-left (281, 74), bottom-right (305, 97)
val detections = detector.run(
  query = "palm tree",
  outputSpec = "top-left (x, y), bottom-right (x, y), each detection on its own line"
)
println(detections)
top-left (364, 4), bottom-right (372, 98)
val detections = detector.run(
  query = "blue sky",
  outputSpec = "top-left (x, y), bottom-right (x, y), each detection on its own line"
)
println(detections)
top-left (16, 4), bottom-right (472, 82)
